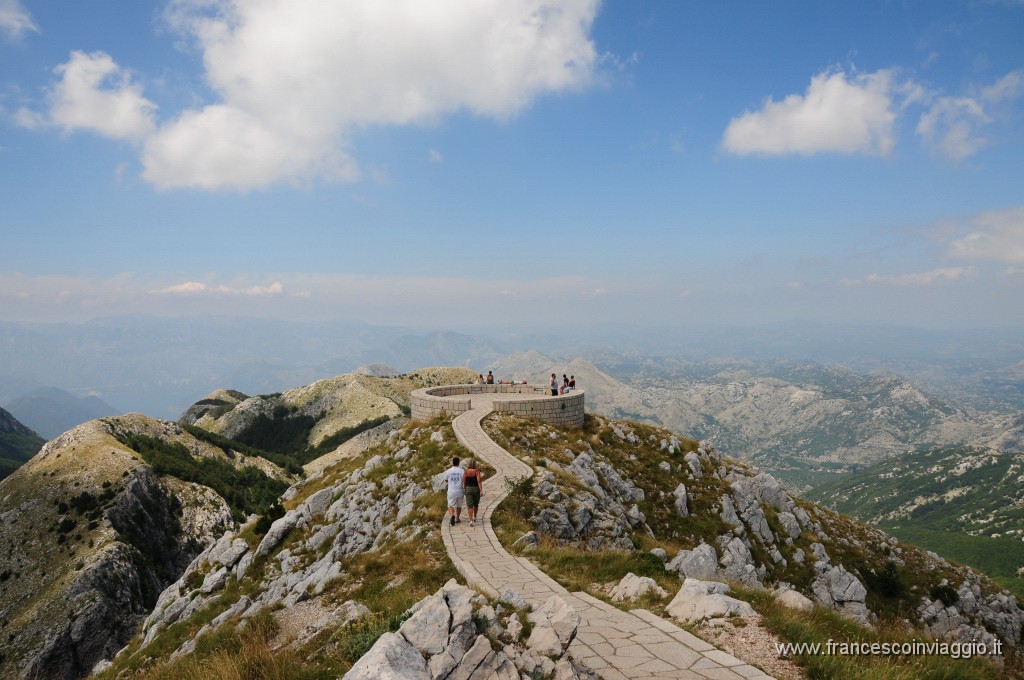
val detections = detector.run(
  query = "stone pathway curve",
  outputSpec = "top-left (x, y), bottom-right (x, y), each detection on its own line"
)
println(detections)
top-left (440, 396), bottom-right (774, 680)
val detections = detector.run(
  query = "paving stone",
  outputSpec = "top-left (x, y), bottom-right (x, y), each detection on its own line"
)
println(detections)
top-left (702, 650), bottom-right (744, 667)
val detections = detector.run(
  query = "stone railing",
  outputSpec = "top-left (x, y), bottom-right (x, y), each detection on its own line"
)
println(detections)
top-left (410, 384), bottom-right (585, 427)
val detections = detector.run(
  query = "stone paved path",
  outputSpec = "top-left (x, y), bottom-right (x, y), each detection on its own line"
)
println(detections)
top-left (440, 397), bottom-right (774, 680)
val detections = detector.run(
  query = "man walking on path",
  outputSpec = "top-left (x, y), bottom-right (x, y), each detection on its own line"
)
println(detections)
top-left (444, 456), bottom-right (466, 526)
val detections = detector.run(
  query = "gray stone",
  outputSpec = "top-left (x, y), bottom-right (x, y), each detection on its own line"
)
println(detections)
top-left (343, 632), bottom-right (429, 680)
top-left (717, 535), bottom-right (761, 588)
top-left (672, 483), bottom-right (689, 517)
top-left (400, 592), bottom-right (451, 655)
top-left (777, 512), bottom-right (801, 539)
top-left (811, 565), bottom-right (870, 625)
top-left (684, 451), bottom-right (703, 478)
top-left (719, 495), bottom-right (744, 534)
top-left (255, 510), bottom-right (301, 558)
top-left (666, 543), bottom-right (721, 580)
top-left (730, 480), bottom-right (774, 543)
top-left (776, 589), bottom-right (814, 612)
top-left (608, 573), bottom-right (668, 602)
top-left (666, 578), bottom-right (757, 622)
top-left (511, 531), bottom-right (539, 551)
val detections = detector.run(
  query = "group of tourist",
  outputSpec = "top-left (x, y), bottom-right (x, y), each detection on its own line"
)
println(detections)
top-left (445, 372), bottom-right (579, 528)
top-left (550, 373), bottom-right (576, 396)
top-left (444, 456), bottom-right (483, 527)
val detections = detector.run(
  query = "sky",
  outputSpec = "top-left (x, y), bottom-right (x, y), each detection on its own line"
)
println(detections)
top-left (1, 0), bottom-right (1023, 331)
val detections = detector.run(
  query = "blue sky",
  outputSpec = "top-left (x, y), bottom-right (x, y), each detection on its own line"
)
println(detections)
top-left (1, 1), bottom-right (1022, 330)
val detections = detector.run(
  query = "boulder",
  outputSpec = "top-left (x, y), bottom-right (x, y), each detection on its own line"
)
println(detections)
top-left (666, 579), bottom-right (757, 622)
top-left (672, 483), bottom-right (689, 518)
top-left (343, 632), bottom-right (429, 680)
top-left (665, 543), bottom-right (720, 580)
top-left (776, 589), bottom-right (814, 613)
top-left (811, 564), bottom-right (870, 625)
top-left (608, 573), bottom-right (668, 602)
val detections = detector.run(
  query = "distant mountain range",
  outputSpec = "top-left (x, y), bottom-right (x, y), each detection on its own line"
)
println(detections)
top-left (485, 352), bottom-right (1023, 490)
top-left (1, 316), bottom-right (1021, 418)
top-left (0, 406), bottom-right (44, 479)
top-left (4, 386), bottom-right (120, 440)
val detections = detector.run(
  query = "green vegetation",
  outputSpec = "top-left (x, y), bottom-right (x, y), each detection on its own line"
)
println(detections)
top-left (115, 432), bottom-right (287, 521)
top-left (808, 446), bottom-right (1024, 599)
top-left (186, 414), bottom-right (390, 470)
top-left (885, 526), bottom-right (1024, 600)
top-left (182, 424), bottom-right (304, 475)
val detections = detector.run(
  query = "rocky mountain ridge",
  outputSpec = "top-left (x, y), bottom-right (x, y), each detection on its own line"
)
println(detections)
top-left (0, 414), bottom-right (252, 679)
top-left (3, 369), bottom-right (1021, 679)
top-left (483, 413), bottom-right (1023, 655)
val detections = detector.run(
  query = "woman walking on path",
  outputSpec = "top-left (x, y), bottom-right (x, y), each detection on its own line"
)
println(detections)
top-left (463, 458), bottom-right (483, 527)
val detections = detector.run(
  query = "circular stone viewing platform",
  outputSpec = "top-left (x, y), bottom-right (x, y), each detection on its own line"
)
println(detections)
top-left (410, 383), bottom-right (585, 427)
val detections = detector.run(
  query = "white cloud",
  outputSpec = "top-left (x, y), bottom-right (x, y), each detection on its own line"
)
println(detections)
top-left (428, 149), bottom-right (444, 163)
top-left (948, 206), bottom-right (1024, 264)
top-left (916, 71), bottom-right (1024, 161)
top-left (0, 0), bottom-right (36, 40)
top-left (722, 69), bottom-right (898, 156)
top-left (981, 70), bottom-right (1024, 103)
top-left (840, 267), bottom-right (974, 287)
top-left (143, 0), bottom-right (599, 190)
top-left (39, 51), bottom-right (157, 142)
top-left (916, 96), bottom-right (990, 161)
top-left (157, 281), bottom-right (286, 296)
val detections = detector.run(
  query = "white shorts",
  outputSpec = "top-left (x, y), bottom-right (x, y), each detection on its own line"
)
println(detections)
top-left (447, 490), bottom-right (464, 508)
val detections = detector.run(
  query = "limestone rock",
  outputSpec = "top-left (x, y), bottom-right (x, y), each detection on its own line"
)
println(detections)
top-left (666, 578), bottom-right (757, 622)
top-left (776, 589), bottom-right (814, 612)
top-left (665, 543), bottom-right (720, 581)
top-left (672, 483), bottom-right (689, 517)
top-left (608, 573), bottom-right (668, 602)
top-left (343, 632), bottom-right (429, 680)
top-left (811, 564), bottom-right (870, 625)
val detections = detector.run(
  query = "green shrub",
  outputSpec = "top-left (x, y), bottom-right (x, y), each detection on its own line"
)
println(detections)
top-left (115, 432), bottom-right (287, 519)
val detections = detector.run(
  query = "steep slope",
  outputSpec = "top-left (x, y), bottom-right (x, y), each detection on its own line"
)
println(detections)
top-left (807, 445), bottom-right (1024, 597)
top-left (0, 406), bottom-right (44, 479)
top-left (0, 414), bottom-right (293, 680)
top-left (483, 414), bottom-right (1023, 668)
top-left (5, 386), bottom-right (119, 439)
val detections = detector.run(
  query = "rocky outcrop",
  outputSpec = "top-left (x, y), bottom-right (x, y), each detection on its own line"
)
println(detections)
top-left (811, 563), bottom-right (870, 626)
top-left (0, 417), bottom-right (235, 680)
top-left (344, 581), bottom-right (596, 680)
top-left (666, 579), bottom-right (757, 623)
top-left (918, 576), bottom-right (1024, 650)
top-left (608, 573), bottom-right (668, 603)
top-left (665, 543), bottom-right (720, 581)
